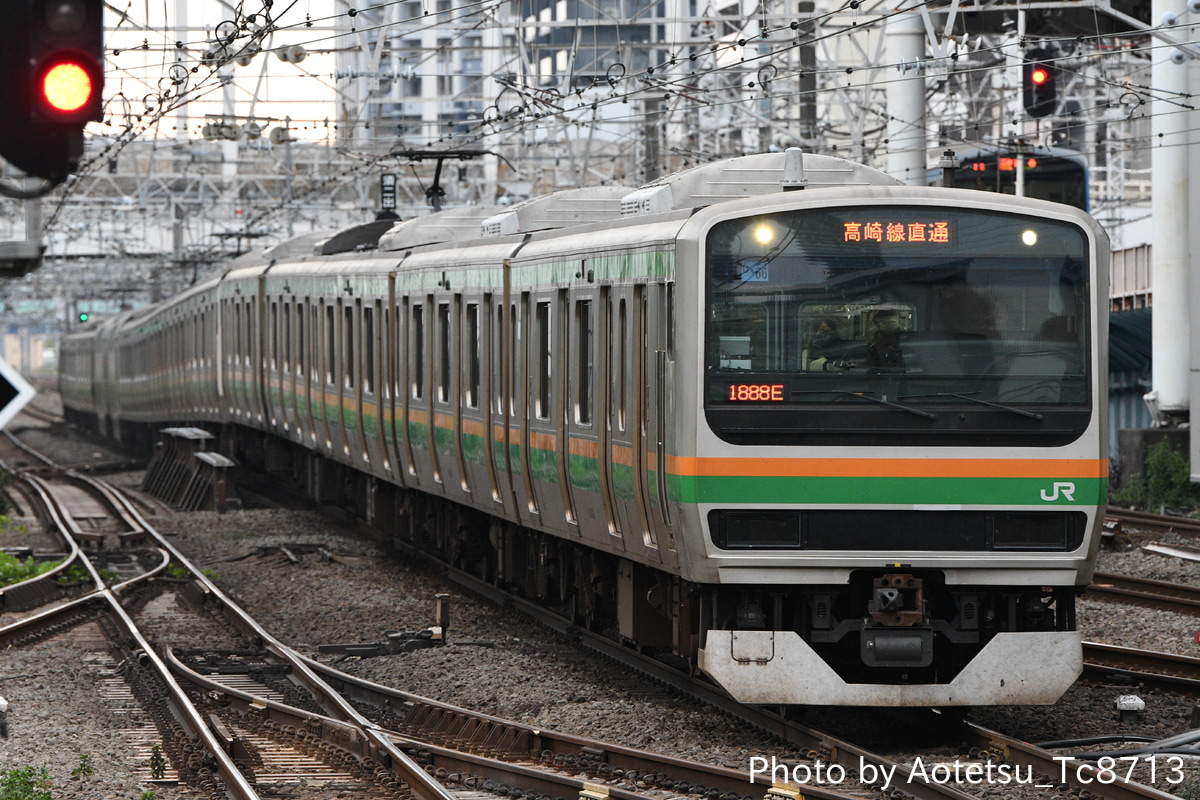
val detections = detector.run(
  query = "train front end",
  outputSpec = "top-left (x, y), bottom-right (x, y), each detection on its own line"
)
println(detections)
top-left (674, 187), bottom-right (1109, 706)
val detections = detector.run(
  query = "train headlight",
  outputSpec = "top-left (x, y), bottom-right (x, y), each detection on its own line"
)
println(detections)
top-left (753, 223), bottom-right (776, 246)
top-left (1021, 229), bottom-right (1039, 246)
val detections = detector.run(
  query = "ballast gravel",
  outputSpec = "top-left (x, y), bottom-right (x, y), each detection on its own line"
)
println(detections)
top-left (6, 410), bottom-right (1200, 799)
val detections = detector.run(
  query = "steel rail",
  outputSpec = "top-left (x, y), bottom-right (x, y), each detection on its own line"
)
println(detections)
top-left (0, 474), bottom-right (262, 800)
top-left (420, 543), bottom-right (981, 800)
top-left (1106, 507), bottom-right (1200, 536)
top-left (1083, 641), bottom-right (1200, 692)
top-left (300, 651), bottom-right (859, 800)
top-left (96, 473), bottom-right (462, 800)
top-left (0, 473), bottom-right (81, 610)
top-left (169, 649), bottom-right (810, 800)
top-left (957, 719), bottom-right (1182, 800)
top-left (1087, 571), bottom-right (1200, 615)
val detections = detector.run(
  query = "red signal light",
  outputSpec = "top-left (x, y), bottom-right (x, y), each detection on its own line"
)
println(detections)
top-left (1030, 67), bottom-right (1049, 85)
top-left (40, 57), bottom-right (96, 114)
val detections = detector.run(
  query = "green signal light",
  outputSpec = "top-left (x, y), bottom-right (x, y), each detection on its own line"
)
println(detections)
top-left (78, 312), bottom-right (88, 322)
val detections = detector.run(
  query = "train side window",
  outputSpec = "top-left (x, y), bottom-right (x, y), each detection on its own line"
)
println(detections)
top-left (310, 304), bottom-right (319, 382)
top-left (248, 301), bottom-right (257, 369)
top-left (666, 283), bottom-right (675, 361)
top-left (234, 303), bottom-right (242, 365)
top-left (466, 303), bottom-right (480, 409)
top-left (296, 301), bottom-right (305, 378)
top-left (576, 299), bottom-right (592, 425)
top-left (535, 300), bottom-right (551, 420)
top-left (344, 304), bottom-right (355, 390)
top-left (493, 305), bottom-right (504, 414)
top-left (617, 298), bottom-right (627, 433)
top-left (270, 301), bottom-right (279, 371)
top-left (283, 302), bottom-right (291, 372)
top-left (437, 302), bottom-right (451, 404)
top-left (398, 302), bottom-right (408, 398)
top-left (325, 304), bottom-right (336, 385)
top-left (412, 303), bottom-right (425, 400)
top-left (364, 305), bottom-right (375, 395)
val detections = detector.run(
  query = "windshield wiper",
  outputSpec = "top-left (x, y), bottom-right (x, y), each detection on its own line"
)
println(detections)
top-left (904, 392), bottom-right (1044, 421)
top-left (835, 391), bottom-right (937, 420)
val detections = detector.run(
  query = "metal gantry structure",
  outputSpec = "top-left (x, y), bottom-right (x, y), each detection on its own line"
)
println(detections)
top-left (0, 0), bottom-right (1172, 336)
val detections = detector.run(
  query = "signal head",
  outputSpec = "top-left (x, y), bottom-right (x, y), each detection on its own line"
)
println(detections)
top-left (1022, 48), bottom-right (1058, 119)
top-left (0, 0), bottom-right (104, 184)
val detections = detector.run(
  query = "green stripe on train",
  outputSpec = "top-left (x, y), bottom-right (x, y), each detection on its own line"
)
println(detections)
top-left (666, 475), bottom-right (1108, 506)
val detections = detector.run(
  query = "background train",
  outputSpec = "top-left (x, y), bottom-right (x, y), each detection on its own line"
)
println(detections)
top-left (60, 150), bottom-right (1110, 706)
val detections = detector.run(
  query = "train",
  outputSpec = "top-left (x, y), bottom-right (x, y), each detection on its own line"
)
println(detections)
top-left (929, 146), bottom-right (1090, 211)
top-left (59, 150), bottom-right (1110, 706)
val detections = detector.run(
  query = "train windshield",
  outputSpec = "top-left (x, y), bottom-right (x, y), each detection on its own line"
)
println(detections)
top-left (703, 206), bottom-right (1092, 445)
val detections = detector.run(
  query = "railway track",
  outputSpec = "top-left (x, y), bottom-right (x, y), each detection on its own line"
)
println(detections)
top-left (1106, 507), bottom-right (1200, 537)
top-left (0, 435), bottom-right (458, 800)
top-left (1087, 571), bottom-right (1200, 615)
top-left (0, 429), bottom-right (883, 800)
top-left (414, 541), bottom-right (1190, 800)
top-left (1, 421), bottom-right (1187, 800)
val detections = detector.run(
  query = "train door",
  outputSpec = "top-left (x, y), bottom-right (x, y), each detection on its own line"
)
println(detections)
top-left (512, 293), bottom-right (539, 520)
top-left (387, 294), bottom-right (411, 485)
top-left (405, 296), bottom-right (440, 489)
top-left (566, 289), bottom-right (614, 541)
top-left (527, 291), bottom-right (569, 530)
top-left (337, 300), bottom-right (360, 464)
top-left (643, 281), bottom-right (676, 565)
top-left (251, 289), bottom-right (267, 427)
top-left (280, 299), bottom-right (298, 440)
top-left (460, 297), bottom-right (496, 505)
top-left (380, 294), bottom-right (396, 477)
top-left (489, 299), bottom-right (522, 525)
top-left (298, 299), bottom-right (311, 443)
top-left (265, 295), bottom-right (282, 432)
top-left (233, 298), bottom-right (249, 422)
top-left (607, 290), bottom-right (640, 551)
top-left (433, 297), bottom-right (466, 495)
top-left (314, 300), bottom-right (335, 453)
top-left (362, 299), bottom-right (389, 475)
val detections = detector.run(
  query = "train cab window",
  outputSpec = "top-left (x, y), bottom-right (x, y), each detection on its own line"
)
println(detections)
top-left (466, 303), bottom-right (480, 409)
top-left (703, 206), bottom-right (1092, 445)
top-left (535, 300), bottom-right (551, 420)
top-left (412, 303), bottom-right (425, 400)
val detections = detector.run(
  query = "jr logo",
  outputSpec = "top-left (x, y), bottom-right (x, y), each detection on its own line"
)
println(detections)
top-left (1040, 482), bottom-right (1076, 502)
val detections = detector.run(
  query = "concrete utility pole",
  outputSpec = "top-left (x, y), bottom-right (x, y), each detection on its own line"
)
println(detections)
top-left (885, 6), bottom-right (927, 185)
top-left (1149, 0), bottom-right (1192, 428)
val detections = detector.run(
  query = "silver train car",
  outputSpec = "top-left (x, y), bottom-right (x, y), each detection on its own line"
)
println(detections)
top-left (60, 151), bottom-right (1110, 706)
